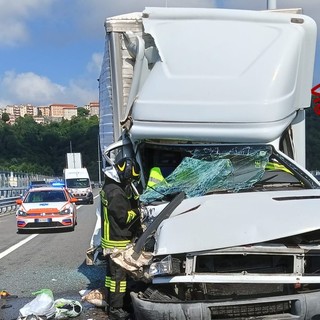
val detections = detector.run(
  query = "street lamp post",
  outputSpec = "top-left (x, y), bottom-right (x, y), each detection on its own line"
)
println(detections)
top-left (97, 135), bottom-right (102, 186)
top-left (267, 0), bottom-right (277, 9)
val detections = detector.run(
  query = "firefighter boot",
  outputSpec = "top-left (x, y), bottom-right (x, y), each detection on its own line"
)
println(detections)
top-left (108, 307), bottom-right (130, 320)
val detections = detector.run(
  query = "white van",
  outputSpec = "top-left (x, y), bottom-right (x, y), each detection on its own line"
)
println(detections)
top-left (63, 168), bottom-right (93, 204)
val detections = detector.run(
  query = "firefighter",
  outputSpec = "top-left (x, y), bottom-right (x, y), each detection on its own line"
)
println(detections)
top-left (147, 166), bottom-right (166, 188)
top-left (100, 157), bottom-right (141, 320)
top-left (265, 161), bottom-right (292, 174)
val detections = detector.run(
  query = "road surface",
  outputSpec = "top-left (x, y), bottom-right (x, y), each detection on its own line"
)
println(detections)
top-left (0, 190), bottom-right (111, 319)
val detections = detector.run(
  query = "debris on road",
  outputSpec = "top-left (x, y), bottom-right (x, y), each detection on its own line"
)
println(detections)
top-left (79, 288), bottom-right (107, 308)
top-left (0, 289), bottom-right (108, 320)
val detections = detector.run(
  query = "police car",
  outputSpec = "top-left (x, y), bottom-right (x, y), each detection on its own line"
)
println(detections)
top-left (16, 185), bottom-right (78, 233)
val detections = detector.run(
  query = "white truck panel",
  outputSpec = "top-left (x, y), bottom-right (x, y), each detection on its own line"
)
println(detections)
top-left (155, 189), bottom-right (320, 255)
top-left (130, 113), bottom-right (296, 143)
top-left (129, 8), bottom-right (316, 141)
top-left (66, 153), bottom-right (82, 169)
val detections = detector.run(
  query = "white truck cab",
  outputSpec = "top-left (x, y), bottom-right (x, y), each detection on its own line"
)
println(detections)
top-left (99, 7), bottom-right (320, 319)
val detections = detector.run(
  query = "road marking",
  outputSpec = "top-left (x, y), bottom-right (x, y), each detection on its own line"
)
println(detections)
top-left (0, 234), bottom-right (38, 260)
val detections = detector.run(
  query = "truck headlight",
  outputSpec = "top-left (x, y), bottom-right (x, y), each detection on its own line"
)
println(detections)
top-left (149, 255), bottom-right (180, 277)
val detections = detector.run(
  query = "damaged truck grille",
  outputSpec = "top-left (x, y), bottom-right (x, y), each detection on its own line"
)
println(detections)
top-left (209, 300), bottom-right (291, 319)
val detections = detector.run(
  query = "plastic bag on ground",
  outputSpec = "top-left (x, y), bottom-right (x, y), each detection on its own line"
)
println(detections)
top-left (19, 289), bottom-right (56, 319)
top-left (17, 315), bottom-right (47, 320)
top-left (54, 298), bottom-right (82, 319)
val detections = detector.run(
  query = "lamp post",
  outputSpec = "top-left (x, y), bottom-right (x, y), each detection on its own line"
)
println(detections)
top-left (97, 135), bottom-right (102, 186)
top-left (267, 0), bottom-right (277, 9)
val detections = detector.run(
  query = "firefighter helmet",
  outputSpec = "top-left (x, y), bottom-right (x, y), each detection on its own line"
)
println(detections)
top-left (115, 157), bottom-right (141, 184)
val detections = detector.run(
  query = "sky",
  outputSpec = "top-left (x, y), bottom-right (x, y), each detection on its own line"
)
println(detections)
top-left (0, 0), bottom-right (319, 108)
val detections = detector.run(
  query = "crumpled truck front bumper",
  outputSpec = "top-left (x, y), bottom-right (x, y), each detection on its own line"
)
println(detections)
top-left (131, 290), bottom-right (320, 320)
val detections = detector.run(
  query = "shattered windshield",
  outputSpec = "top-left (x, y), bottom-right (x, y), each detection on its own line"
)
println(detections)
top-left (140, 145), bottom-right (272, 203)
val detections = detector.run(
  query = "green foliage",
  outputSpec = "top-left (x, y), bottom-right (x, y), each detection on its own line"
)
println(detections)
top-left (306, 96), bottom-right (320, 171)
top-left (2, 100), bottom-right (320, 179)
top-left (77, 107), bottom-right (90, 117)
top-left (0, 115), bottom-right (99, 180)
top-left (1, 112), bottom-right (10, 123)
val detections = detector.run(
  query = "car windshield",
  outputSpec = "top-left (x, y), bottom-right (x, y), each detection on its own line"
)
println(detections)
top-left (66, 178), bottom-right (90, 188)
top-left (24, 190), bottom-right (67, 203)
top-left (140, 144), bottom-right (316, 203)
top-left (29, 181), bottom-right (47, 188)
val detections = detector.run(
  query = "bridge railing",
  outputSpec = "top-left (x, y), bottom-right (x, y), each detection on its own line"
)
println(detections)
top-left (0, 187), bottom-right (28, 215)
top-left (0, 196), bottom-right (21, 215)
top-left (0, 171), bottom-right (56, 216)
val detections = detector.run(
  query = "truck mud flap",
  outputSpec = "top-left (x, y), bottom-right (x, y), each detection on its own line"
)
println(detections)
top-left (132, 191), bottom-right (185, 258)
top-left (131, 290), bottom-right (320, 320)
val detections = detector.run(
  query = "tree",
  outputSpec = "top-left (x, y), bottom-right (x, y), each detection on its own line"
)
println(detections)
top-left (77, 107), bottom-right (90, 117)
top-left (0, 113), bottom-right (99, 178)
top-left (1, 112), bottom-right (10, 123)
top-left (306, 96), bottom-right (320, 171)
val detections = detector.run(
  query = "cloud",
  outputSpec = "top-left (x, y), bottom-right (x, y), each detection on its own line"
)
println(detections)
top-left (71, 0), bottom-right (215, 40)
top-left (87, 52), bottom-right (104, 74)
top-left (0, 0), bottom-right (53, 47)
top-left (1, 71), bottom-right (65, 104)
top-left (0, 20), bottom-right (28, 47)
top-left (0, 71), bottom-right (97, 107)
top-left (0, 0), bottom-right (318, 109)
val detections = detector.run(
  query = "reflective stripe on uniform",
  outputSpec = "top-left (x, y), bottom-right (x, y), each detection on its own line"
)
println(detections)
top-left (119, 281), bottom-right (126, 293)
top-left (100, 189), bottom-right (110, 249)
top-left (105, 276), bottom-right (111, 288)
top-left (100, 189), bottom-right (131, 249)
top-left (265, 162), bottom-right (292, 174)
top-left (101, 238), bottom-right (130, 249)
top-left (126, 210), bottom-right (137, 223)
top-left (147, 167), bottom-right (165, 188)
top-left (105, 276), bottom-right (126, 293)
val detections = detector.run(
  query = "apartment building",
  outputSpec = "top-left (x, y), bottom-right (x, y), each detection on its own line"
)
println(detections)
top-left (87, 102), bottom-right (99, 117)
top-left (5, 104), bottom-right (36, 118)
top-left (50, 104), bottom-right (77, 120)
top-left (38, 105), bottom-right (50, 117)
top-left (0, 102), bottom-right (99, 123)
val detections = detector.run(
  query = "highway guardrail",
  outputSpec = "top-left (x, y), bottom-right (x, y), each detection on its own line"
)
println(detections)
top-left (0, 196), bottom-right (20, 215)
